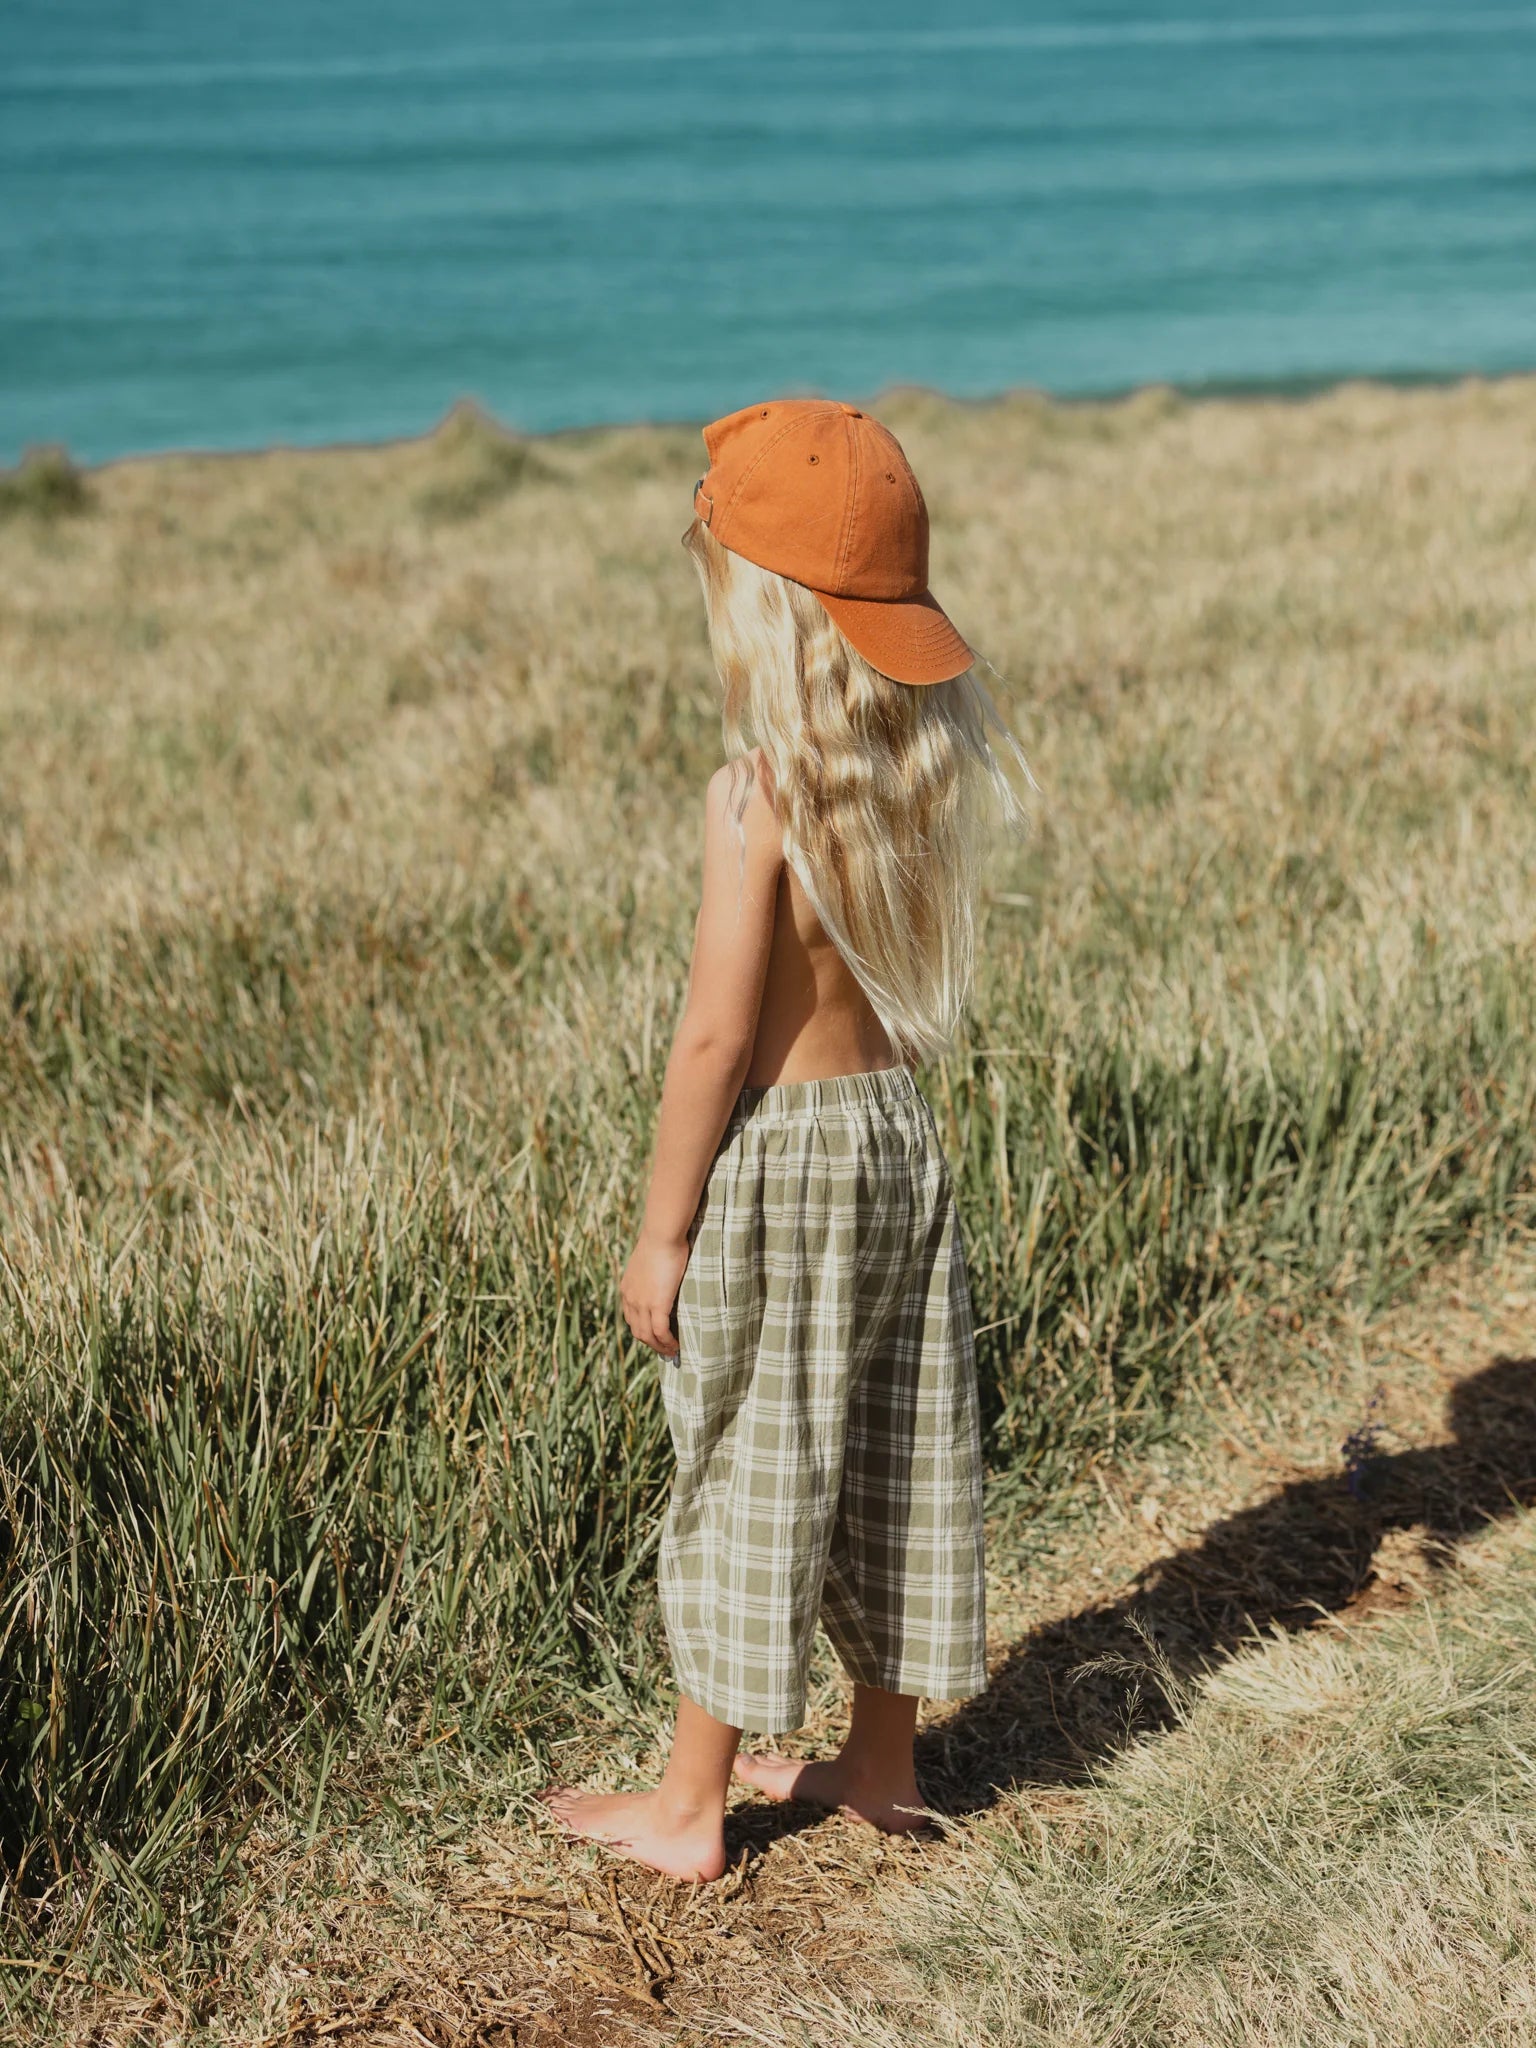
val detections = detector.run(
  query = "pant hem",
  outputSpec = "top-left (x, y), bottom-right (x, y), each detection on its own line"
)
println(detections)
top-left (832, 1658), bottom-right (989, 1703)
top-left (675, 1680), bottom-right (808, 1738)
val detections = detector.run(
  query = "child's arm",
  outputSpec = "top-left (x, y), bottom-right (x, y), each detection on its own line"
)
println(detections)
top-left (621, 757), bottom-right (782, 1357)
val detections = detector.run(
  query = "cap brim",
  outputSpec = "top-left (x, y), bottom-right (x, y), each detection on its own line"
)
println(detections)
top-left (813, 585), bottom-right (975, 686)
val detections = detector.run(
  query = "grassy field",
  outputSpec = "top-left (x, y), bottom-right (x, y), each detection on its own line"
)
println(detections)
top-left (0, 377), bottom-right (1533, 2040)
top-left (760, 1397), bottom-right (1536, 2048)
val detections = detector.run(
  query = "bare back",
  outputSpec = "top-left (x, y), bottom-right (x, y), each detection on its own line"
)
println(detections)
top-left (746, 853), bottom-right (898, 1087)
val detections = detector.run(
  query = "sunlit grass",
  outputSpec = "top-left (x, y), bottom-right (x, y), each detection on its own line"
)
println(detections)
top-left (0, 377), bottom-right (1532, 2002)
top-left (770, 1510), bottom-right (1536, 2048)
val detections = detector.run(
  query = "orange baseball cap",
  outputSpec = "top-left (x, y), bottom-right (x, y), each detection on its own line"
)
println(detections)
top-left (692, 397), bottom-right (974, 686)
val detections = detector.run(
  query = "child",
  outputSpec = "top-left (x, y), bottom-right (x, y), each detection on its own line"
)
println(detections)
top-left (543, 398), bottom-right (1027, 1881)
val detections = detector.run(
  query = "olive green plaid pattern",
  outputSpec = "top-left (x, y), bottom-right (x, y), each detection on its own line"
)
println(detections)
top-left (660, 1066), bottom-right (986, 1734)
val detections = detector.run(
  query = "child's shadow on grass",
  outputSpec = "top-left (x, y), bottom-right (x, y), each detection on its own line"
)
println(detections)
top-left (726, 1352), bottom-right (1536, 1856)
top-left (919, 1351), bottom-right (1536, 1817)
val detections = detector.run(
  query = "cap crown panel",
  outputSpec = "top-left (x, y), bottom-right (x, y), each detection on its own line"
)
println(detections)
top-left (703, 400), bottom-right (930, 601)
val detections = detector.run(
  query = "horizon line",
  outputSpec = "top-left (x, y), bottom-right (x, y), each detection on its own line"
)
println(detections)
top-left (20, 360), bottom-right (1533, 478)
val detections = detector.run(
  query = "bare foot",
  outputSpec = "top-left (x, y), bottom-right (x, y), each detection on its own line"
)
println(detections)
top-left (732, 1752), bottom-right (931, 1834)
top-left (538, 1786), bottom-right (727, 1882)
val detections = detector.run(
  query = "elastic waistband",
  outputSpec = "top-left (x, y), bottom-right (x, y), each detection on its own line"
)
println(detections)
top-left (732, 1064), bottom-right (920, 1125)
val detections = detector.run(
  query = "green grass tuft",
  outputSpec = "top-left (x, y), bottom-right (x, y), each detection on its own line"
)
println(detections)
top-left (412, 401), bottom-right (557, 522)
top-left (0, 445), bottom-right (94, 521)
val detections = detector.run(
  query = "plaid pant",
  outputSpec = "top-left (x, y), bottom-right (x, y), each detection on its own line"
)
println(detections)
top-left (660, 1065), bottom-right (986, 1734)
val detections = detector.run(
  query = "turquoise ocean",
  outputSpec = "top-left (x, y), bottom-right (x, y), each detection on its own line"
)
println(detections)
top-left (4, 0), bottom-right (1535, 462)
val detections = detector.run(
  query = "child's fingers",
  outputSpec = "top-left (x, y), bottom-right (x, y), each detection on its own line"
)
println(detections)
top-left (620, 1287), bottom-right (679, 1356)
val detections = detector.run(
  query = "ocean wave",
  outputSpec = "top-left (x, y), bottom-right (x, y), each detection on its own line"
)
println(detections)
top-left (8, 10), bottom-right (1536, 95)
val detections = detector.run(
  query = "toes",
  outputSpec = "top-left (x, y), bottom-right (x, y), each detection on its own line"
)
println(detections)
top-left (733, 1755), bottom-right (799, 1802)
top-left (540, 1789), bottom-right (581, 1828)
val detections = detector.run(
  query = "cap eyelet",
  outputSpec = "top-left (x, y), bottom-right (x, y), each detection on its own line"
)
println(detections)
top-left (885, 470), bottom-right (895, 482)
top-left (807, 453), bottom-right (820, 465)
top-left (761, 408), bottom-right (770, 418)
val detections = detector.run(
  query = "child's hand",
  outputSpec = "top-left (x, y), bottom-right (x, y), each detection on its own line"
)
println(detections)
top-left (621, 1232), bottom-right (689, 1358)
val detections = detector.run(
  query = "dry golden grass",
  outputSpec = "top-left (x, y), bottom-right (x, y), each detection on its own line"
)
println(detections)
top-left (6, 378), bottom-right (1534, 972)
top-left (1, 377), bottom-right (1533, 2041)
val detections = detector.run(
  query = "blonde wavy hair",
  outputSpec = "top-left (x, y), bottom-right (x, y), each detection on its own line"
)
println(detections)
top-left (684, 518), bottom-right (1031, 1061)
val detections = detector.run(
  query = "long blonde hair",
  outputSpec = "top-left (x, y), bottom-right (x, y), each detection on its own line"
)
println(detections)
top-left (684, 519), bottom-right (1031, 1061)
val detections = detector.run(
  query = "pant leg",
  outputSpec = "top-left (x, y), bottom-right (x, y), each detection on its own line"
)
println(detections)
top-left (660, 1107), bottom-right (856, 1734)
top-left (819, 1114), bottom-right (987, 1703)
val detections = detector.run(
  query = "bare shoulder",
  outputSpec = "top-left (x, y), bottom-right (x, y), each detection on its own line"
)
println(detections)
top-left (704, 751), bottom-right (783, 865)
